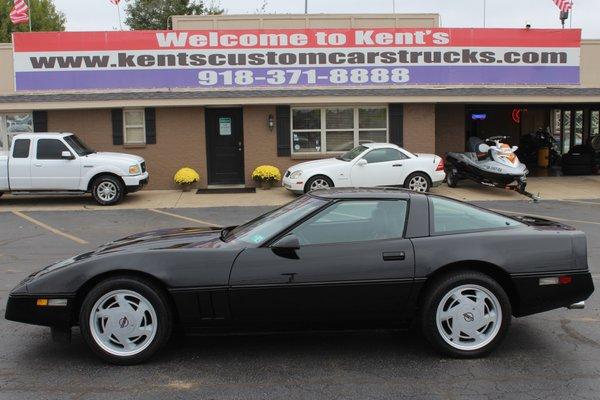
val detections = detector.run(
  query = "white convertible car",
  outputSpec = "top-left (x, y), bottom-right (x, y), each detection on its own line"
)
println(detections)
top-left (282, 143), bottom-right (445, 194)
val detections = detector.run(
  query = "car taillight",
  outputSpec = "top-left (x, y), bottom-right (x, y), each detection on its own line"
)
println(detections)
top-left (436, 158), bottom-right (445, 171)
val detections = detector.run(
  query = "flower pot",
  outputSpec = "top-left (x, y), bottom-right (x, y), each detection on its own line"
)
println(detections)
top-left (180, 183), bottom-right (193, 192)
top-left (260, 180), bottom-right (273, 190)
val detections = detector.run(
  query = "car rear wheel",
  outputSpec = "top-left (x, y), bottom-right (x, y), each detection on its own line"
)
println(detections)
top-left (304, 175), bottom-right (334, 193)
top-left (420, 271), bottom-right (511, 358)
top-left (404, 172), bottom-right (431, 193)
top-left (446, 170), bottom-right (458, 188)
top-left (79, 276), bottom-right (172, 365)
top-left (92, 175), bottom-right (124, 206)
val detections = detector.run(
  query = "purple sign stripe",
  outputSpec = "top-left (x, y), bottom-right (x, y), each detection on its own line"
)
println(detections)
top-left (15, 65), bottom-right (580, 91)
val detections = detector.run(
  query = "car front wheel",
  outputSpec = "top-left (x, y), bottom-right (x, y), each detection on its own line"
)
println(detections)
top-left (404, 172), bottom-right (431, 193)
top-left (92, 175), bottom-right (124, 206)
top-left (420, 271), bottom-right (511, 358)
top-left (304, 175), bottom-right (334, 193)
top-left (79, 276), bottom-right (172, 365)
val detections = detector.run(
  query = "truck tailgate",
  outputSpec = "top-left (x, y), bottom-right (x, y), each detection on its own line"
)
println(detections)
top-left (0, 152), bottom-right (8, 191)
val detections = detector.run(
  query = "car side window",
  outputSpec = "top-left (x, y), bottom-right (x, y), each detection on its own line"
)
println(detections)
top-left (362, 148), bottom-right (407, 164)
top-left (36, 139), bottom-right (69, 160)
top-left (12, 139), bottom-right (31, 158)
top-left (431, 197), bottom-right (522, 234)
top-left (291, 200), bottom-right (407, 245)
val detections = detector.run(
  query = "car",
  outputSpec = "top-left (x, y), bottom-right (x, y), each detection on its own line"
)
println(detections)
top-left (282, 143), bottom-right (445, 194)
top-left (5, 188), bottom-right (594, 364)
top-left (0, 133), bottom-right (148, 205)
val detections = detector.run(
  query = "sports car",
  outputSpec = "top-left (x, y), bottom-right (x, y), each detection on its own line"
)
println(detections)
top-left (5, 188), bottom-right (594, 364)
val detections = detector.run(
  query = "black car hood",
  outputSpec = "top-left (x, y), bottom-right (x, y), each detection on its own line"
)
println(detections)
top-left (95, 226), bottom-right (227, 253)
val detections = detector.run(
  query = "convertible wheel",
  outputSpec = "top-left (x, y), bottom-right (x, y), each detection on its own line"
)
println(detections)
top-left (79, 276), bottom-right (172, 365)
top-left (404, 172), bottom-right (431, 193)
top-left (446, 171), bottom-right (458, 188)
top-left (304, 175), bottom-right (333, 193)
top-left (92, 175), bottom-right (124, 206)
top-left (420, 271), bottom-right (511, 358)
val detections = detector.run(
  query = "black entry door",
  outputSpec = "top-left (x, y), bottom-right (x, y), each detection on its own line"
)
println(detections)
top-left (205, 108), bottom-right (244, 184)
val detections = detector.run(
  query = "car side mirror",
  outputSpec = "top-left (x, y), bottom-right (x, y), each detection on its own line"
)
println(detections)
top-left (272, 234), bottom-right (300, 250)
top-left (357, 158), bottom-right (368, 166)
top-left (61, 151), bottom-right (75, 160)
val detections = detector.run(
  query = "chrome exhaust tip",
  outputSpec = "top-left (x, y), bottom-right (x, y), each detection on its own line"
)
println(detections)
top-left (567, 301), bottom-right (585, 310)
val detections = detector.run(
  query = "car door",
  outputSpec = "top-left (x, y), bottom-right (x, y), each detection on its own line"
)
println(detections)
top-left (8, 138), bottom-right (32, 190)
top-left (30, 138), bottom-right (81, 190)
top-left (350, 148), bottom-right (409, 187)
top-left (229, 199), bottom-right (415, 326)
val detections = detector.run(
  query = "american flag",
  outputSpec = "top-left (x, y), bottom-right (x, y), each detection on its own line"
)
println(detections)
top-left (553, 0), bottom-right (573, 12)
top-left (110, 0), bottom-right (121, 4)
top-left (9, 0), bottom-right (29, 25)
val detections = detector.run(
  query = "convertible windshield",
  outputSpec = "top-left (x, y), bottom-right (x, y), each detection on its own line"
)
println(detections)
top-left (223, 195), bottom-right (327, 245)
top-left (338, 145), bottom-right (367, 161)
top-left (64, 134), bottom-right (95, 156)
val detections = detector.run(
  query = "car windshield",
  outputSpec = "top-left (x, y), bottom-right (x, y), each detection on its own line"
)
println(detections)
top-left (223, 195), bottom-right (328, 245)
top-left (64, 134), bottom-right (94, 156)
top-left (337, 145), bottom-right (367, 161)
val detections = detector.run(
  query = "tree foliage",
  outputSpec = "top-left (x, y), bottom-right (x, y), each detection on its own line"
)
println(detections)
top-left (124, 0), bottom-right (223, 30)
top-left (0, 0), bottom-right (65, 42)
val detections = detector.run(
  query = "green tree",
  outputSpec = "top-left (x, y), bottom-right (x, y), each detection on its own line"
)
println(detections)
top-left (0, 0), bottom-right (66, 42)
top-left (125, 0), bottom-right (223, 30)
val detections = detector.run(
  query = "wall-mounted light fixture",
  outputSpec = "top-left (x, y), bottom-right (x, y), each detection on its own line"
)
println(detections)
top-left (268, 114), bottom-right (275, 131)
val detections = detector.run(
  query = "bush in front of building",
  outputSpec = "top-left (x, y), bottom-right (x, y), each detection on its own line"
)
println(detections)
top-left (174, 167), bottom-right (200, 186)
top-left (252, 165), bottom-right (282, 183)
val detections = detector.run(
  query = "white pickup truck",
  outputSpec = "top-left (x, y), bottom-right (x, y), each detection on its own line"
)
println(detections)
top-left (0, 133), bottom-right (148, 205)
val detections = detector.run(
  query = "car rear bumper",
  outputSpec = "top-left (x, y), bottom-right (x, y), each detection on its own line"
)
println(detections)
top-left (511, 270), bottom-right (594, 317)
top-left (5, 294), bottom-right (76, 328)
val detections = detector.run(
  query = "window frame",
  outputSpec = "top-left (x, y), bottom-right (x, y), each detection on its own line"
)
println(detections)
top-left (290, 105), bottom-right (389, 155)
top-left (362, 147), bottom-right (408, 164)
top-left (123, 108), bottom-right (146, 145)
top-left (427, 196), bottom-right (523, 237)
top-left (12, 138), bottom-right (31, 159)
top-left (35, 138), bottom-right (71, 160)
top-left (0, 112), bottom-right (33, 152)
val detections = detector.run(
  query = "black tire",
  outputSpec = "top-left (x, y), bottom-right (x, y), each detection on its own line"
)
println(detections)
top-left (446, 170), bottom-right (458, 188)
top-left (79, 276), bottom-right (172, 365)
top-left (91, 175), bottom-right (124, 206)
top-left (0, 192), bottom-right (3, 198)
top-left (304, 175), bottom-right (334, 193)
top-left (420, 271), bottom-right (512, 358)
top-left (404, 172), bottom-right (431, 193)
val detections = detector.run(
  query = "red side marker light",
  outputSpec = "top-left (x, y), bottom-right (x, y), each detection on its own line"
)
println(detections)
top-left (558, 275), bottom-right (572, 285)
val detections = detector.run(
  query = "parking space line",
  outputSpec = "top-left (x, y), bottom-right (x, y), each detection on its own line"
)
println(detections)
top-left (490, 209), bottom-right (600, 226)
top-left (148, 208), bottom-right (219, 227)
top-left (11, 211), bottom-right (88, 244)
top-left (557, 199), bottom-right (600, 206)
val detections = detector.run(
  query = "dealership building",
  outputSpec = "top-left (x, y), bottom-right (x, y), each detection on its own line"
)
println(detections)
top-left (0, 13), bottom-right (599, 189)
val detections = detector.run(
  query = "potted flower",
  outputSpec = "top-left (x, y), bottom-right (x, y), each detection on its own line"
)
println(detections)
top-left (252, 165), bottom-right (281, 189)
top-left (174, 167), bottom-right (200, 192)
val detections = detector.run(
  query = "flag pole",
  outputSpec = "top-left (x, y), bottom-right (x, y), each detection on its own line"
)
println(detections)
top-left (116, 1), bottom-right (123, 30)
top-left (26, 0), bottom-right (32, 32)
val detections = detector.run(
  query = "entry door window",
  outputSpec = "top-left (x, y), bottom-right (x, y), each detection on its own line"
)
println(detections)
top-left (562, 110), bottom-right (571, 154)
top-left (574, 110), bottom-right (583, 147)
top-left (592, 110), bottom-right (599, 137)
top-left (0, 113), bottom-right (33, 151)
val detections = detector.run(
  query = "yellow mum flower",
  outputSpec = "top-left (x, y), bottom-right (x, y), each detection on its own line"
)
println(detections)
top-left (174, 167), bottom-right (200, 185)
top-left (252, 165), bottom-right (281, 182)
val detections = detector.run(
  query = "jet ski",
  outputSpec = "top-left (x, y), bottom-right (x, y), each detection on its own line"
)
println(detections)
top-left (445, 136), bottom-right (539, 201)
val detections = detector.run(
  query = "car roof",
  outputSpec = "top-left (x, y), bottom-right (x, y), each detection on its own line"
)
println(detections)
top-left (308, 187), bottom-right (420, 200)
top-left (11, 132), bottom-right (73, 138)
top-left (362, 142), bottom-right (399, 149)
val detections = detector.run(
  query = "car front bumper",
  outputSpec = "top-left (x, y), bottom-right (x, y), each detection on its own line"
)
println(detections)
top-left (282, 176), bottom-right (305, 194)
top-left (123, 172), bottom-right (149, 192)
top-left (5, 294), bottom-right (76, 328)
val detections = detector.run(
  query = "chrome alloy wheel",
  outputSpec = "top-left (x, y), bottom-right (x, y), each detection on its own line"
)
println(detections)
top-left (435, 284), bottom-right (502, 351)
top-left (310, 178), bottom-right (331, 191)
top-left (89, 290), bottom-right (158, 357)
top-left (408, 175), bottom-right (429, 192)
top-left (96, 181), bottom-right (118, 202)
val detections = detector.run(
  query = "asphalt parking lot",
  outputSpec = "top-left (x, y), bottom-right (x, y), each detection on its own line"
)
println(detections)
top-left (1, 199), bottom-right (599, 400)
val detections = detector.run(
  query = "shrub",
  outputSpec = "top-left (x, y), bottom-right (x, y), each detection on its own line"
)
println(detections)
top-left (174, 167), bottom-right (200, 185)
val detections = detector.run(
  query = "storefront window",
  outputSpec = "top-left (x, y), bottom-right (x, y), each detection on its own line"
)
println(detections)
top-left (562, 110), bottom-right (571, 154)
top-left (574, 110), bottom-right (583, 146)
top-left (291, 106), bottom-right (388, 154)
top-left (0, 113), bottom-right (33, 151)
top-left (591, 111), bottom-right (599, 137)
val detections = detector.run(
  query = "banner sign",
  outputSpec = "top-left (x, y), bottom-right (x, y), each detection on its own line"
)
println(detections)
top-left (12, 28), bottom-right (581, 91)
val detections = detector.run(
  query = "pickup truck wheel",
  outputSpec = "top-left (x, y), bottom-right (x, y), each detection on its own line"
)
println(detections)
top-left (420, 271), bottom-right (511, 358)
top-left (92, 176), bottom-right (124, 206)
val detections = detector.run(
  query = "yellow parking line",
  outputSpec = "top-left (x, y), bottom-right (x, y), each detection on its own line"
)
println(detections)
top-left (11, 211), bottom-right (88, 244)
top-left (490, 209), bottom-right (600, 226)
top-left (147, 208), bottom-right (219, 227)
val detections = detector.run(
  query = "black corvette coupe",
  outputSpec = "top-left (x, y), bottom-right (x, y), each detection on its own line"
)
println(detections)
top-left (5, 188), bottom-right (594, 364)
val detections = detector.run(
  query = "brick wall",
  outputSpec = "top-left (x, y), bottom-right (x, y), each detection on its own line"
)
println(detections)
top-left (47, 107), bottom-right (206, 190)
top-left (402, 104), bottom-right (436, 153)
top-left (435, 104), bottom-right (466, 156)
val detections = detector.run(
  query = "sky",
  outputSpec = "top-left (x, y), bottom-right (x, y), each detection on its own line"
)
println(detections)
top-left (52, 0), bottom-right (600, 38)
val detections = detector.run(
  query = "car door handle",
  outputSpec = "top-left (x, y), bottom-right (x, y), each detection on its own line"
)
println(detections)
top-left (34, 163), bottom-right (42, 167)
top-left (382, 251), bottom-right (405, 261)
top-left (392, 164), bottom-right (403, 167)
